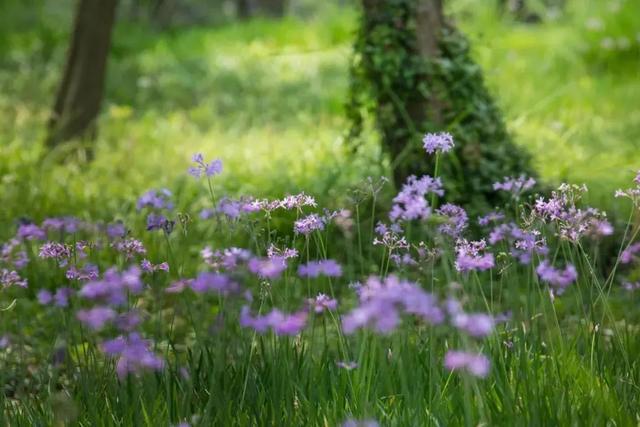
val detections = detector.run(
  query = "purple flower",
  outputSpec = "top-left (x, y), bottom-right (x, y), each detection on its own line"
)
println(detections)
top-left (489, 223), bottom-right (548, 265)
top-left (436, 203), bottom-right (468, 237)
top-left (267, 245), bottom-right (299, 260)
top-left (66, 264), bottom-right (99, 281)
top-left (452, 313), bottom-right (495, 338)
top-left (17, 223), bottom-right (46, 241)
top-left (101, 333), bottom-right (164, 379)
top-left (1, 269), bottom-right (27, 288)
top-left (37, 289), bottom-right (53, 305)
top-left (308, 293), bottom-right (338, 313)
top-left (140, 259), bottom-right (169, 273)
top-left (106, 222), bottom-right (127, 239)
top-left (621, 243), bottom-right (640, 264)
top-left (298, 259), bottom-right (342, 278)
top-left (248, 257), bottom-right (287, 279)
top-left (478, 211), bottom-right (505, 226)
top-left (189, 153), bottom-right (222, 178)
top-left (42, 217), bottom-right (83, 233)
top-left (240, 306), bottom-right (308, 336)
top-left (79, 266), bottom-right (143, 305)
top-left (1, 238), bottom-right (28, 269)
top-left (342, 419), bottom-right (379, 427)
top-left (146, 213), bottom-right (175, 233)
top-left (444, 350), bottom-right (490, 378)
top-left (422, 132), bottom-right (454, 154)
top-left (390, 175), bottom-right (443, 223)
top-left (190, 272), bottom-right (240, 294)
top-left (454, 240), bottom-right (494, 272)
top-left (137, 189), bottom-right (173, 211)
top-left (77, 307), bottom-right (117, 330)
top-left (493, 175), bottom-right (536, 196)
top-left (112, 238), bottom-right (146, 259)
top-left (342, 275), bottom-right (443, 334)
top-left (536, 260), bottom-right (577, 292)
top-left (39, 242), bottom-right (72, 263)
top-left (294, 214), bottom-right (325, 235)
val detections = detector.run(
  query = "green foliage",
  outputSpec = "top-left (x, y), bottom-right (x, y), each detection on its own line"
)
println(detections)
top-left (571, 0), bottom-right (640, 69)
top-left (347, 0), bottom-right (537, 218)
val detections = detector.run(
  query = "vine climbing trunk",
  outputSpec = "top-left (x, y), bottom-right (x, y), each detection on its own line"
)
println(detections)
top-left (351, 0), bottom-right (537, 217)
top-left (46, 0), bottom-right (118, 148)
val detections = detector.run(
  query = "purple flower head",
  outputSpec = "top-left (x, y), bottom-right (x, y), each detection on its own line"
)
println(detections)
top-left (294, 214), bottom-right (325, 235)
top-left (454, 239), bottom-right (494, 272)
top-left (101, 333), bottom-right (164, 379)
top-left (240, 306), bottom-right (308, 336)
top-left (66, 264), bottom-right (99, 281)
top-left (278, 193), bottom-right (317, 210)
top-left (1, 238), bottom-right (29, 269)
top-left (189, 153), bottom-right (222, 178)
top-left (106, 222), bottom-right (127, 239)
top-left (444, 350), bottom-right (490, 378)
top-left (267, 244), bottom-right (299, 260)
top-left (342, 275), bottom-right (443, 334)
top-left (41, 217), bottom-right (84, 234)
top-left (17, 223), bottom-right (46, 241)
top-left (77, 307), bottom-right (117, 330)
top-left (0, 269), bottom-right (27, 288)
top-left (146, 213), bottom-right (175, 234)
top-left (423, 132), bottom-right (454, 155)
top-left (342, 419), bottom-right (379, 427)
top-left (489, 223), bottom-right (548, 265)
top-left (190, 272), bottom-right (240, 294)
top-left (140, 259), bottom-right (169, 273)
top-left (390, 175), bottom-right (443, 223)
top-left (493, 175), bottom-right (536, 197)
top-left (38, 242), bottom-right (72, 264)
top-left (137, 189), bottom-right (173, 211)
top-left (37, 289), bottom-right (53, 305)
top-left (535, 184), bottom-right (608, 242)
top-left (620, 242), bottom-right (640, 264)
top-left (308, 293), bottom-right (338, 313)
top-left (452, 313), bottom-right (495, 338)
top-left (112, 238), bottom-right (146, 259)
top-left (298, 259), bottom-right (342, 278)
top-left (536, 260), bottom-right (577, 292)
top-left (202, 246), bottom-right (252, 271)
top-left (478, 211), bottom-right (505, 226)
top-left (436, 203), bottom-right (468, 238)
top-left (248, 257), bottom-right (287, 279)
top-left (79, 266), bottom-right (143, 305)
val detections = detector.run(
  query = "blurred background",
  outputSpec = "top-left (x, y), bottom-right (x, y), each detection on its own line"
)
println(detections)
top-left (0, 0), bottom-right (638, 235)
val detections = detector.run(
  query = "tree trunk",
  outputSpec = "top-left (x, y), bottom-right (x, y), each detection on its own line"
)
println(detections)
top-left (46, 0), bottom-right (118, 147)
top-left (352, 0), bottom-right (537, 217)
top-left (237, 0), bottom-right (253, 19)
top-left (256, 0), bottom-right (286, 17)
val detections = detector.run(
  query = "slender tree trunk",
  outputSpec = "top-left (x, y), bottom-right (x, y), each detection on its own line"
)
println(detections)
top-left (46, 0), bottom-right (118, 147)
top-left (256, 0), bottom-right (286, 17)
top-left (237, 0), bottom-right (253, 19)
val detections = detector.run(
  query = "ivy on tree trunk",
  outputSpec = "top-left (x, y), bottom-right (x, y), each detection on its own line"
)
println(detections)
top-left (348, 0), bottom-right (537, 216)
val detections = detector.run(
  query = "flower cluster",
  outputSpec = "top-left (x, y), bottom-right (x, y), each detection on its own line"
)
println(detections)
top-left (298, 260), bottom-right (342, 278)
top-left (390, 175), bottom-right (443, 222)
top-left (188, 153), bottom-right (223, 178)
top-left (422, 132), bottom-right (454, 155)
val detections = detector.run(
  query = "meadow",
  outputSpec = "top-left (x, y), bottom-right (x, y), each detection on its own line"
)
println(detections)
top-left (1, 1), bottom-right (640, 425)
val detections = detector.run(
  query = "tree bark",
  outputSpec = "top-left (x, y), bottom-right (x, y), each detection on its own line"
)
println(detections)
top-left (46, 0), bottom-right (118, 147)
top-left (256, 0), bottom-right (286, 17)
top-left (237, 0), bottom-right (253, 19)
